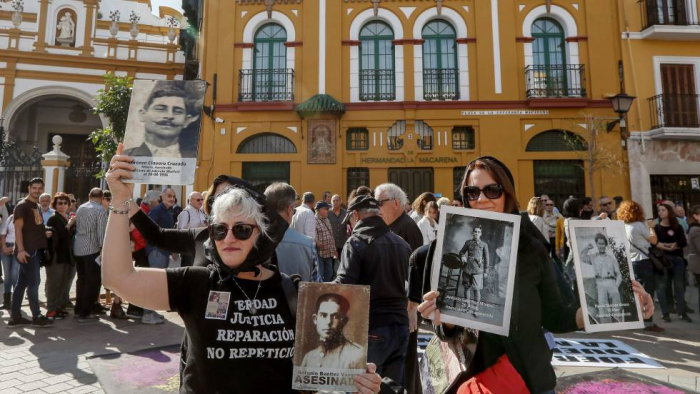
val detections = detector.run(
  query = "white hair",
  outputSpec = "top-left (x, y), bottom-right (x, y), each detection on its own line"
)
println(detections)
top-left (374, 183), bottom-right (408, 206)
top-left (143, 190), bottom-right (161, 205)
top-left (436, 197), bottom-right (451, 208)
top-left (39, 193), bottom-right (51, 200)
top-left (188, 191), bottom-right (201, 200)
top-left (211, 188), bottom-right (269, 240)
top-left (357, 208), bottom-right (380, 218)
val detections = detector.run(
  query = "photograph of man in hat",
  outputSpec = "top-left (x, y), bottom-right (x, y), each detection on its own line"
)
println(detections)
top-left (459, 224), bottom-right (490, 314)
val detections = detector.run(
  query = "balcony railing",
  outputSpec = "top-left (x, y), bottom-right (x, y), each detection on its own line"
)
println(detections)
top-left (648, 94), bottom-right (700, 129)
top-left (525, 64), bottom-right (586, 98)
top-left (423, 68), bottom-right (460, 101)
top-left (238, 68), bottom-right (294, 102)
top-left (359, 69), bottom-right (396, 101)
top-left (639, 0), bottom-right (700, 30)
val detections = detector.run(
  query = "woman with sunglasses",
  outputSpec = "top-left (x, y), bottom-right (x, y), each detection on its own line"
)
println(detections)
top-left (44, 192), bottom-right (76, 320)
top-left (417, 156), bottom-right (654, 394)
top-left (102, 144), bottom-right (382, 394)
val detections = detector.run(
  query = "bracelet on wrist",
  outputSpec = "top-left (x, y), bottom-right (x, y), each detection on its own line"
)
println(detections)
top-left (109, 205), bottom-right (130, 215)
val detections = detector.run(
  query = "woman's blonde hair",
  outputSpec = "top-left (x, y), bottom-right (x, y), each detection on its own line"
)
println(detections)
top-left (412, 192), bottom-right (436, 216)
top-left (526, 197), bottom-right (545, 217)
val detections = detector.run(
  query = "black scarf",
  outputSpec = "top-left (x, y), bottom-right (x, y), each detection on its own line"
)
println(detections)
top-left (204, 185), bottom-right (289, 283)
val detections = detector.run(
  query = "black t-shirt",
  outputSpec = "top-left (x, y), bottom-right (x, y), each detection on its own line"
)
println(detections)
top-left (389, 212), bottom-right (423, 251)
top-left (655, 223), bottom-right (687, 258)
top-left (167, 266), bottom-right (297, 394)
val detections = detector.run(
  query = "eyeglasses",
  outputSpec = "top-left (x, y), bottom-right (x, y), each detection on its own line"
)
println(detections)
top-left (56, 201), bottom-right (69, 206)
top-left (462, 184), bottom-right (504, 201)
top-left (601, 202), bottom-right (612, 206)
top-left (209, 223), bottom-right (258, 241)
top-left (194, 198), bottom-right (204, 202)
top-left (376, 198), bottom-right (392, 207)
top-left (545, 203), bottom-right (554, 207)
top-left (104, 197), bottom-right (112, 201)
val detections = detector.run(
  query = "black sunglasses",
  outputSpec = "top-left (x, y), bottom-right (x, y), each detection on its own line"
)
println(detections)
top-left (462, 183), bottom-right (504, 201)
top-left (209, 223), bottom-right (258, 241)
top-left (376, 198), bottom-right (392, 207)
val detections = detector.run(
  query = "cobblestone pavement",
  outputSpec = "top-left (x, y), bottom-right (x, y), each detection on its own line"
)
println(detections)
top-left (1, 263), bottom-right (700, 393)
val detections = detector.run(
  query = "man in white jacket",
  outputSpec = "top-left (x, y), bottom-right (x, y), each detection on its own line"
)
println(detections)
top-left (291, 192), bottom-right (316, 242)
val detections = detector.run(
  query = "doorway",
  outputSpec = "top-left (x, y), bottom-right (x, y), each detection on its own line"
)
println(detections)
top-left (388, 168), bottom-right (434, 202)
top-left (48, 133), bottom-right (101, 202)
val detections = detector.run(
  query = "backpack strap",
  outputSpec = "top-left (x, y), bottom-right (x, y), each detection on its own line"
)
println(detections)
top-left (281, 272), bottom-right (301, 320)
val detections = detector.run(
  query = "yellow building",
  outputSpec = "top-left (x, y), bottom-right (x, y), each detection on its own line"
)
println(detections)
top-left (0, 0), bottom-right (185, 203)
top-left (619, 0), bottom-right (700, 216)
top-left (195, 0), bottom-right (630, 207)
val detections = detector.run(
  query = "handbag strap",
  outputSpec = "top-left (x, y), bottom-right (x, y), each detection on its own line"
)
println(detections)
top-left (630, 242), bottom-right (651, 258)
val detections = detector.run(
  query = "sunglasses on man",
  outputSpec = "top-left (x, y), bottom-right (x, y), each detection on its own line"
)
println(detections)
top-left (209, 223), bottom-right (258, 241)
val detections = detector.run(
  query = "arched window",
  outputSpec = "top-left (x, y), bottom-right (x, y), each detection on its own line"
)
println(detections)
top-left (415, 120), bottom-right (433, 150)
top-left (526, 130), bottom-right (587, 152)
top-left (359, 21), bottom-right (395, 101)
top-left (237, 133), bottom-right (297, 154)
top-left (528, 18), bottom-right (572, 97)
top-left (252, 23), bottom-right (288, 101)
top-left (422, 20), bottom-right (458, 101)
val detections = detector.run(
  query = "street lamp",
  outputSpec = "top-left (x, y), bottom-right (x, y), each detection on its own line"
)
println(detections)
top-left (607, 93), bottom-right (636, 133)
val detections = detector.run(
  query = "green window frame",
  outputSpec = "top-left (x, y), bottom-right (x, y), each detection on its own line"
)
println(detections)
top-left (422, 20), bottom-right (459, 100)
top-left (532, 18), bottom-right (567, 96)
top-left (452, 126), bottom-right (475, 150)
top-left (359, 21), bottom-right (395, 101)
top-left (347, 128), bottom-right (369, 151)
top-left (253, 23), bottom-right (287, 101)
top-left (242, 162), bottom-right (291, 195)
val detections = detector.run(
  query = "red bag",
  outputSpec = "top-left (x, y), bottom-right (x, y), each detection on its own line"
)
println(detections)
top-left (456, 355), bottom-right (528, 394)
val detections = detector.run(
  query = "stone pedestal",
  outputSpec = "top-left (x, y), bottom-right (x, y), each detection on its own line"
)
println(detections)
top-left (41, 135), bottom-right (71, 196)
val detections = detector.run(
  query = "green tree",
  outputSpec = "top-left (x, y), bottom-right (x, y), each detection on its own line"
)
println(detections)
top-left (88, 73), bottom-right (133, 179)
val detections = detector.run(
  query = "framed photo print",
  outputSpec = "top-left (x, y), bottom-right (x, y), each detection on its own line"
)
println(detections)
top-left (430, 206), bottom-right (521, 336)
top-left (569, 220), bottom-right (644, 332)
top-left (122, 80), bottom-right (207, 185)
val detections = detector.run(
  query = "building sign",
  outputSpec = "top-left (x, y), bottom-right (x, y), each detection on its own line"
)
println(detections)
top-left (551, 338), bottom-right (664, 369)
top-left (360, 156), bottom-right (458, 164)
top-left (461, 110), bottom-right (549, 116)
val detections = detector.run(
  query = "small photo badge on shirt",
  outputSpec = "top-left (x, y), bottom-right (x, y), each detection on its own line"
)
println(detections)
top-left (205, 291), bottom-right (231, 320)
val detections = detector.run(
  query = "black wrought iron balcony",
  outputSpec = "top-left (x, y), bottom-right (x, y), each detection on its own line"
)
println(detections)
top-left (525, 64), bottom-right (586, 98)
top-left (423, 68), bottom-right (459, 101)
top-left (648, 94), bottom-right (700, 129)
top-left (238, 68), bottom-right (294, 102)
top-left (359, 69), bottom-right (396, 101)
top-left (639, 0), bottom-right (700, 30)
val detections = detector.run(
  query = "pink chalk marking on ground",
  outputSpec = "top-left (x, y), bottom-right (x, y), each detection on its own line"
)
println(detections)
top-left (110, 348), bottom-right (180, 387)
top-left (562, 380), bottom-right (686, 394)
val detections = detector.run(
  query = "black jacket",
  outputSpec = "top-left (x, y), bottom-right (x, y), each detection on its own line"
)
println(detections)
top-left (47, 213), bottom-right (75, 265)
top-left (334, 215), bottom-right (412, 330)
top-left (411, 213), bottom-right (579, 393)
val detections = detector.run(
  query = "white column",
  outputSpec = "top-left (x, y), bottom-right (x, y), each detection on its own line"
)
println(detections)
top-left (43, 166), bottom-right (56, 196)
top-left (132, 183), bottom-right (143, 201)
top-left (318, 0), bottom-right (327, 94)
top-left (491, 0), bottom-right (502, 94)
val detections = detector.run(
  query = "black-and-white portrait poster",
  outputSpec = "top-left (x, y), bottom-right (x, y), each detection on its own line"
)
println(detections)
top-left (429, 206), bottom-right (520, 336)
top-left (569, 220), bottom-right (644, 332)
top-left (122, 80), bottom-right (207, 185)
top-left (292, 282), bottom-right (369, 392)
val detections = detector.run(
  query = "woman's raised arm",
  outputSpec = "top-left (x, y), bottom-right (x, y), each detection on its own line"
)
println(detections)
top-left (102, 144), bottom-right (170, 311)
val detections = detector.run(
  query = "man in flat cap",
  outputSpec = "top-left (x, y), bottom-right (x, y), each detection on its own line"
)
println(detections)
top-left (334, 195), bottom-right (412, 389)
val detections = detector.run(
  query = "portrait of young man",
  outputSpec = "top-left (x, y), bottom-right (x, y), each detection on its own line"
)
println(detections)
top-left (300, 293), bottom-right (365, 370)
top-left (123, 81), bottom-right (201, 159)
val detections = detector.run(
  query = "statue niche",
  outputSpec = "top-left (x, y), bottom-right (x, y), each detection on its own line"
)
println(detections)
top-left (55, 9), bottom-right (76, 47)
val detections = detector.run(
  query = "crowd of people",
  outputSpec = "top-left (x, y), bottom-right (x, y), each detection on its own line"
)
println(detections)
top-left (2, 146), bottom-right (694, 393)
